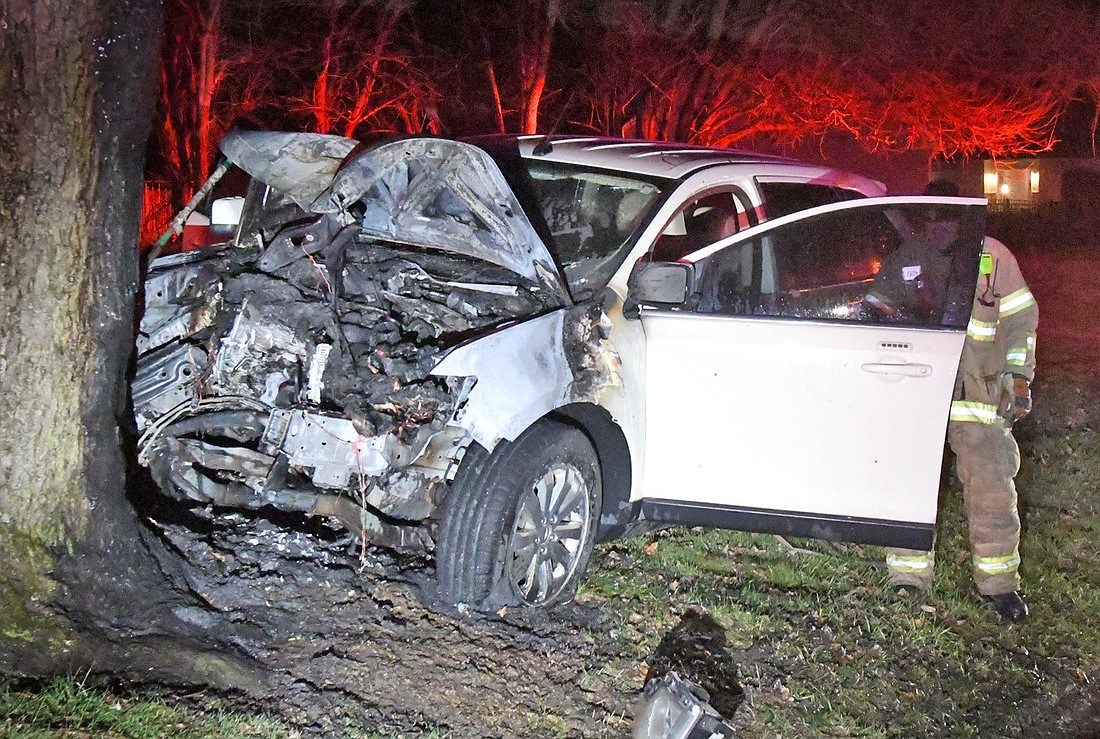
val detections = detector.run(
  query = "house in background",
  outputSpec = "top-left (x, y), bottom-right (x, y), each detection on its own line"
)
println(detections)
top-left (932, 156), bottom-right (1100, 214)
top-left (931, 101), bottom-right (1100, 215)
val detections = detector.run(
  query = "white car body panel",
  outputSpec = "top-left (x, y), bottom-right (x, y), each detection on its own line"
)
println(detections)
top-left (431, 311), bottom-right (572, 450)
top-left (592, 292), bottom-right (650, 497)
top-left (601, 173), bottom-right (893, 502)
top-left (431, 303), bottom-right (626, 452)
top-left (638, 313), bottom-right (963, 524)
top-left (625, 195), bottom-right (984, 535)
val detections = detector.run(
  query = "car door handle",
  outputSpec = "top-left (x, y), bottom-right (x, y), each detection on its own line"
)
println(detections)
top-left (861, 362), bottom-right (933, 377)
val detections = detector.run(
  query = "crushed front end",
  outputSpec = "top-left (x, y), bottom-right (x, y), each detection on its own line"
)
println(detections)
top-left (133, 134), bottom-right (572, 552)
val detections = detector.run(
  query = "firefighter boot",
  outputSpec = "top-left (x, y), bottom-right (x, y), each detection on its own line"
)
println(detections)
top-left (983, 591), bottom-right (1028, 623)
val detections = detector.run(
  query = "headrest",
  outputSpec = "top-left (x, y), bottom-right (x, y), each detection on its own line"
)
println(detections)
top-left (616, 191), bottom-right (652, 233)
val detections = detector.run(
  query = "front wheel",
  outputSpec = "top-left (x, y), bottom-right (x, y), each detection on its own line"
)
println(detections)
top-left (436, 420), bottom-right (602, 610)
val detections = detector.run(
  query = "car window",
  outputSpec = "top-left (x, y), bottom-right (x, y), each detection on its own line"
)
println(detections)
top-left (691, 202), bottom-right (984, 327)
top-left (649, 189), bottom-right (754, 262)
top-left (494, 160), bottom-right (664, 298)
top-left (525, 167), bottom-right (660, 259)
top-left (758, 181), bottom-right (864, 219)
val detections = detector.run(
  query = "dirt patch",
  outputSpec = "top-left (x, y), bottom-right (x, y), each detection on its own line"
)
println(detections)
top-left (144, 506), bottom-right (637, 737)
top-left (644, 609), bottom-right (744, 719)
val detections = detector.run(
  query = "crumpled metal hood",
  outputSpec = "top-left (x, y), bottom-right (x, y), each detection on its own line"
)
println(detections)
top-left (220, 130), bottom-right (359, 211)
top-left (221, 131), bottom-right (568, 300)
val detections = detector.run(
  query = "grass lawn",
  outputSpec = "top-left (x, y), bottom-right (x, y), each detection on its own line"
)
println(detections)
top-left (579, 454), bottom-right (1100, 737)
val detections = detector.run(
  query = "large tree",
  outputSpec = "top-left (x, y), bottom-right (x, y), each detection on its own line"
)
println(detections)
top-left (0, 0), bottom-right (243, 680)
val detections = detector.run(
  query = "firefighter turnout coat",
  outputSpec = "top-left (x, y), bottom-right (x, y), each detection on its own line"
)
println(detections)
top-left (888, 236), bottom-right (1038, 595)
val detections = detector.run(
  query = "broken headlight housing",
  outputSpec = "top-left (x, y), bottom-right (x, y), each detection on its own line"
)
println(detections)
top-left (633, 672), bottom-right (736, 739)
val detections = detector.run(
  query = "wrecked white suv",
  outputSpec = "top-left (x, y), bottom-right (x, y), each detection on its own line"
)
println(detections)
top-left (134, 132), bottom-right (987, 609)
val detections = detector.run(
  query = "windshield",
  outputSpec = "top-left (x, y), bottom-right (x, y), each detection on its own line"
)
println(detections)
top-left (486, 153), bottom-right (666, 299)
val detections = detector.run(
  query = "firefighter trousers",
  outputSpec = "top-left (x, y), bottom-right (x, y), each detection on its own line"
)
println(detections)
top-left (886, 420), bottom-right (1022, 595)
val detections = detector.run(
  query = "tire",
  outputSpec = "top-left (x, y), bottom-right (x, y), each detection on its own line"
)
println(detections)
top-left (436, 419), bottom-right (602, 610)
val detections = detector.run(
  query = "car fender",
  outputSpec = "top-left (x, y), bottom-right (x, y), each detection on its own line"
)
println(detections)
top-left (431, 304), bottom-right (624, 452)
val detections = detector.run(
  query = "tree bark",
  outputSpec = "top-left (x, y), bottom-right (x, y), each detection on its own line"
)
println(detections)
top-left (0, 0), bottom-right (246, 682)
top-left (0, 1), bottom-right (99, 546)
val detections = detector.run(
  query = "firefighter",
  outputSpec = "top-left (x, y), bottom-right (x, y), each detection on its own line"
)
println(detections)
top-left (885, 181), bottom-right (1038, 623)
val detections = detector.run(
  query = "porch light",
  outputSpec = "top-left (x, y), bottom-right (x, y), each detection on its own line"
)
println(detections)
top-left (999, 183), bottom-right (1010, 196)
top-left (1030, 170), bottom-right (1040, 193)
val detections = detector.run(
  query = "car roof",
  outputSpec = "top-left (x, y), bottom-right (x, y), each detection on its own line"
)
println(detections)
top-left (472, 134), bottom-right (820, 180)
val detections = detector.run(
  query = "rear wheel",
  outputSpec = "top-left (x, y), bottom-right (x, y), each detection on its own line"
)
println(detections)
top-left (436, 420), bottom-right (602, 609)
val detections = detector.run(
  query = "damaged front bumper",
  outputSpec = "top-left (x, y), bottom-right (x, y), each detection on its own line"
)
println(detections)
top-left (134, 389), bottom-right (466, 551)
top-left (132, 291), bottom-right (616, 553)
top-left (133, 290), bottom-right (617, 554)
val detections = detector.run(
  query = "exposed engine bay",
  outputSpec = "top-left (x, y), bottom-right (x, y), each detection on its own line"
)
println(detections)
top-left (133, 133), bottom-right (620, 552)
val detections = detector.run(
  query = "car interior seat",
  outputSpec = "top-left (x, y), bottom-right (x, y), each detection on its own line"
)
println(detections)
top-left (649, 209), bottom-right (690, 262)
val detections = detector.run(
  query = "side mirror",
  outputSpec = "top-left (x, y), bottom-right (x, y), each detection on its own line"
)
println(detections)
top-left (624, 261), bottom-right (695, 318)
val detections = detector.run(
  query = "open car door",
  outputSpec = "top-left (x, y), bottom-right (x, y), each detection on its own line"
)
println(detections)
top-left (633, 197), bottom-right (986, 550)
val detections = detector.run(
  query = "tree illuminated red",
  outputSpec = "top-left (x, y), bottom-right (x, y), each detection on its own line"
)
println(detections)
top-left (147, 0), bottom-right (1100, 215)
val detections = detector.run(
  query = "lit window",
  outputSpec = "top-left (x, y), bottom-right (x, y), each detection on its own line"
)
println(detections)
top-left (1029, 170), bottom-right (1040, 194)
top-left (983, 172), bottom-right (999, 195)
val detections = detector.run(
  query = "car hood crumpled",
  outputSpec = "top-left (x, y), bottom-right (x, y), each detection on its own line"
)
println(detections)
top-left (219, 130), bottom-right (360, 210)
top-left (221, 130), bottom-right (569, 303)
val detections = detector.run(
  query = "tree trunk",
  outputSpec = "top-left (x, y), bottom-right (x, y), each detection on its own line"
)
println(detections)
top-left (0, 0), bottom-right (250, 683)
top-left (1, 1), bottom-right (99, 549)
top-left (196, 0), bottom-right (224, 184)
top-left (521, 0), bottom-right (559, 135)
top-left (0, 0), bottom-right (147, 646)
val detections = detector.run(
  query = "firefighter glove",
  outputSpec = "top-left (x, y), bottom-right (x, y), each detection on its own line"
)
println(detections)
top-left (1006, 374), bottom-right (1032, 422)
